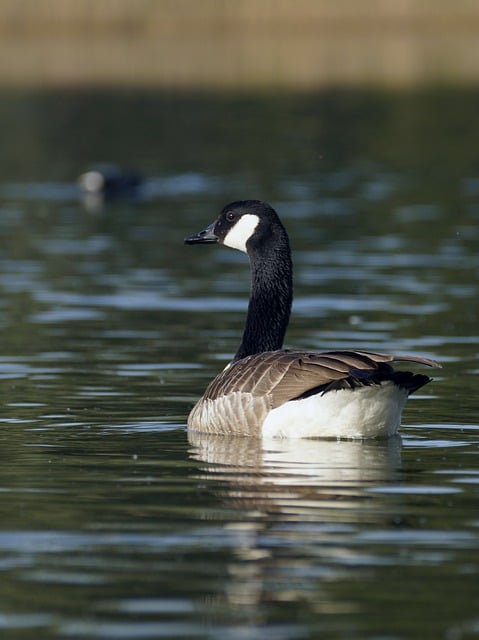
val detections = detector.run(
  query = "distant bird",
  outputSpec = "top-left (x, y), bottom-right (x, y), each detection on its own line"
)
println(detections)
top-left (184, 200), bottom-right (440, 439)
top-left (78, 163), bottom-right (142, 197)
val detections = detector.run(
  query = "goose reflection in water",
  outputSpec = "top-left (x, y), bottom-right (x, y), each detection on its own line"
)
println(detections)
top-left (189, 431), bottom-right (401, 491)
top-left (188, 432), bottom-right (402, 609)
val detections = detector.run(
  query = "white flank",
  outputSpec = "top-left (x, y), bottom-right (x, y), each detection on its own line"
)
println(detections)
top-left (261, 382), bottom-right (408, 439)
top-left (223, 214), bottom-right (260, 253)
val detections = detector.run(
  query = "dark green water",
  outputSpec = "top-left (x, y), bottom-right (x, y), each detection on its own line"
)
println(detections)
top-left (0, 87), bottom-right (478, 639)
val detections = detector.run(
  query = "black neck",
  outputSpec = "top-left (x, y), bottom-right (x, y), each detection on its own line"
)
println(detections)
top-left (234, 236), bottom-right (293, 361)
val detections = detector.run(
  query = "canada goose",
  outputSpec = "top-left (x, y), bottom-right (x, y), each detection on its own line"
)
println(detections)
top-left (184, 200), bottom-right (440, 439)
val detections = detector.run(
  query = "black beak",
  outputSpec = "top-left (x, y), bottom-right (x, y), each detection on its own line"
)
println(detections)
top-left (184, 221), bottom-right (218, 245)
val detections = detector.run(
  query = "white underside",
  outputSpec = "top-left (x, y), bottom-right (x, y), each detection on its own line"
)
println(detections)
top-left (261, 382), bottom-right (408, 439)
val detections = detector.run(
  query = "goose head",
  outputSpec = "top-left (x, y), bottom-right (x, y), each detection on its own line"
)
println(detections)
top-left (184, 200), bottom-right (286, 254)
top-left (184, 199), bottom-right (293, 360)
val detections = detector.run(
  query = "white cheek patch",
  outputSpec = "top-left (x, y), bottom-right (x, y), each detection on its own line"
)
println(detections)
top-left (223, 214), bottom-right (260, 253)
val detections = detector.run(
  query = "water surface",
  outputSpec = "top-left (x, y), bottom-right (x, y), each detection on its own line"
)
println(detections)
top-left (0, 87), bottom-right (477, 639)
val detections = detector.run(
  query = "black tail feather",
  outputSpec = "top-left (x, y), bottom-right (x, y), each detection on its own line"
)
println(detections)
top-left (295, 364), bottom-right (432, 400)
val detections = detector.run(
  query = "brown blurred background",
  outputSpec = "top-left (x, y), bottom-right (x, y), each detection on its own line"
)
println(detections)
top-left (0, 0), bottom-right (478, 88)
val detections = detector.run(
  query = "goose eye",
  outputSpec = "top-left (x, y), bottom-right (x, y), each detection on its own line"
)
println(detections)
top-left (226, 211), bottom-right (236, 222)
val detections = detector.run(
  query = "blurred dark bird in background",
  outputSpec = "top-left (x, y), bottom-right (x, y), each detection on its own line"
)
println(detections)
top-left (78, 163), bottom-right (142, 198)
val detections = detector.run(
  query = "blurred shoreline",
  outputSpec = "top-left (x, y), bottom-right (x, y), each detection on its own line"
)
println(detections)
top-left (0, 0), bottom-right (479, 88)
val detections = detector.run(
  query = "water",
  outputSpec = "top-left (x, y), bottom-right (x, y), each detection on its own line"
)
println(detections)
top-left (0, 87), bottom-right (478, 639)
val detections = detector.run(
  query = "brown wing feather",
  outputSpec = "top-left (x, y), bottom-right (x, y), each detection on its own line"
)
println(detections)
top-left (203, 349), bottom-right (440, 408)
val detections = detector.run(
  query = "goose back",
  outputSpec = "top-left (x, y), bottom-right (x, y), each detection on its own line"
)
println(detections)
top-left (187, 349), bottom-right (437, 436)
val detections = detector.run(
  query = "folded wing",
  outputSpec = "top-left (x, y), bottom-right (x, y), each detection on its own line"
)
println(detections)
top-left (203, 349), bottom-right (440, 409)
